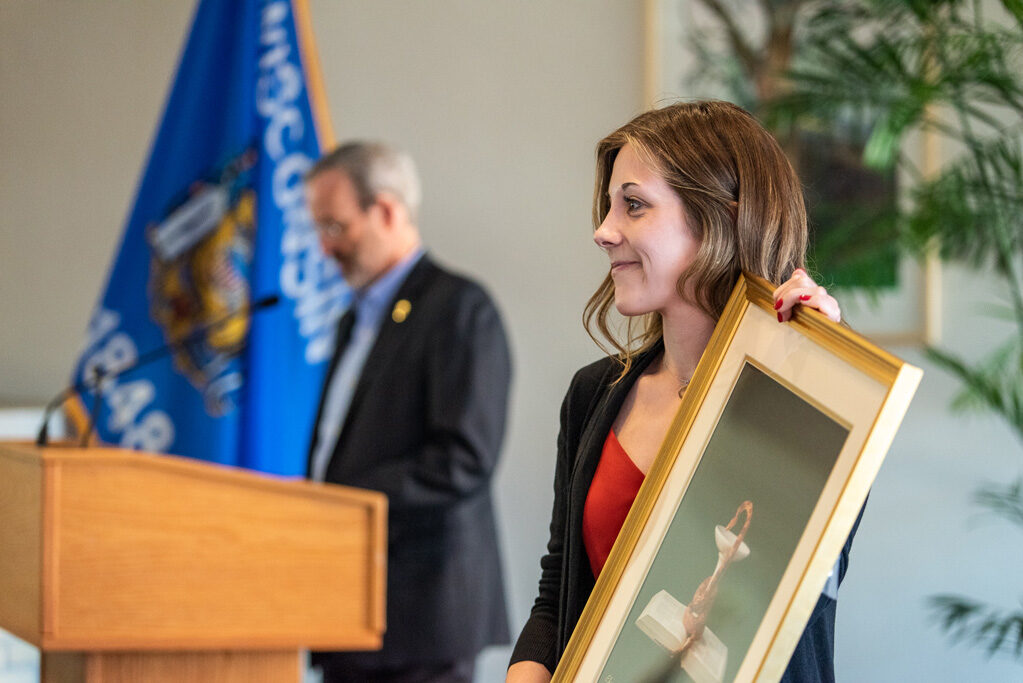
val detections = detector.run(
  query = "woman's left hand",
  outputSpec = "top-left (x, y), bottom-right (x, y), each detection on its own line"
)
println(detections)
top-left (772, 268), bottom-right (841, 324)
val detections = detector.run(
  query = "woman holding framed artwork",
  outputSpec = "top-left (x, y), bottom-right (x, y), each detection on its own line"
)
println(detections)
top-left (507, 101), bottom-right (851, 683)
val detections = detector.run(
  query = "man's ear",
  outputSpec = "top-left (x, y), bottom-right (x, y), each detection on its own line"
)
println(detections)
top-left (374, 191), bottom-right (406, 229)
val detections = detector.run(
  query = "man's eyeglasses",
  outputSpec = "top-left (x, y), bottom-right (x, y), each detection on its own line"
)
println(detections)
top-left (314, 221), bottom-right (346, 238)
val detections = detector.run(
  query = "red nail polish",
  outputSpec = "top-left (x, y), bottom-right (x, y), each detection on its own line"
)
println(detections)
top-left (774, 299), bottom-right (783, 310)
top-left (777, 312), bottom-right (783, 322)
top-left (799, 294), bottom-right (811, 301)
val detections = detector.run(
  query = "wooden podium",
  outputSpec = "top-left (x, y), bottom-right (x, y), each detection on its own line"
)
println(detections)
top-left (0, 441), bottom-right (387, 682)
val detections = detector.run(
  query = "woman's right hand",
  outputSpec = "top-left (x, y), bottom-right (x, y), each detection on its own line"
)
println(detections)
top-left (506, 660), bottom-right (553, 683)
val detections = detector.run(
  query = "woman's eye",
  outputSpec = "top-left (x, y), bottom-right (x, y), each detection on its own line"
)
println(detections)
top-left (625, 197), bottom-right (643, 212)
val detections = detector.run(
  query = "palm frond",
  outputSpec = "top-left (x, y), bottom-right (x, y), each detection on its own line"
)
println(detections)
top-left (973, 478), bottom-right (1023, 527)
top-left (779, 0), bottom-right (1023, 146)
top-left (905, 132), bottom-right (1023, 273)
top-left (929, 595), bottom-right (1023, 657)
top-left (924, 342), bottom-right (1023, 437)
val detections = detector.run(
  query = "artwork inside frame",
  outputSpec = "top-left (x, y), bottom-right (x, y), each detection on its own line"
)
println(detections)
top-left (642, 0), bottom-right (941, 346)
top-left (551, 273), bottom-right (922, 683)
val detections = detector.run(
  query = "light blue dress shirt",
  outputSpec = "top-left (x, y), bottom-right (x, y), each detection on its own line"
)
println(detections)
top-left (309, 248), bottom-right (425, 482)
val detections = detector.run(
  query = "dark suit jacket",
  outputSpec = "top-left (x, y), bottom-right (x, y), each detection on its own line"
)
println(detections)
top-left (309, 255), bottom-right (512, 669)
top-left (510, 344), bottom-right (861, 682)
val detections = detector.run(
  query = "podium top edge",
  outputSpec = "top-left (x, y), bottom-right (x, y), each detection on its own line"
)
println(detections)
top-left (0, 440), bottom-right (386, 508)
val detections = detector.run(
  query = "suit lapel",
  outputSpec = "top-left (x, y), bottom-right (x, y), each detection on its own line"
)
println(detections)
top-left (342, 255), bottom-right (437, 431)
top-left (307, 306), bottom-right (356, 470)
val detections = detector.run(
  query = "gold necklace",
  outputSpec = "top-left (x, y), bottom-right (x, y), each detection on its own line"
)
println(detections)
top-left (661, 354), bottom-right (694, 399)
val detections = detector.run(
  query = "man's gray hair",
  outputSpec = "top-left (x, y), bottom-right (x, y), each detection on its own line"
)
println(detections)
top-left (305, 141), bottom-right (422, 221)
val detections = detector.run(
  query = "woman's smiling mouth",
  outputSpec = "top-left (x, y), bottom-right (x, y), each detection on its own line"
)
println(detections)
top-left (610, 260), bottom-right (639, 273)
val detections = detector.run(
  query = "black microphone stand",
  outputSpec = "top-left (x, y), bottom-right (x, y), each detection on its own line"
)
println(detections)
top-left (36, 385), bottom-right (85, 447)
top-left (35, 295), bottom-right (280, 448)
top-left (80, 366), bottom-right (108, 448)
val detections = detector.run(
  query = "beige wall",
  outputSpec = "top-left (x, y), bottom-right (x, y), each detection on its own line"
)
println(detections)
top-left (1, 2), bottom-right (193, 404)
top-left (1, 2), bottom-right (1020, 682)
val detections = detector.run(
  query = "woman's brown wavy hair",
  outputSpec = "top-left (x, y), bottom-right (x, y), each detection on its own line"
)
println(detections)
top-left (584, 101), bottom-right (808, 377)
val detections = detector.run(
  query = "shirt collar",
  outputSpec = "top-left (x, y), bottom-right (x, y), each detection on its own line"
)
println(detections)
top-left (353, 247), bottom-right (425, 321)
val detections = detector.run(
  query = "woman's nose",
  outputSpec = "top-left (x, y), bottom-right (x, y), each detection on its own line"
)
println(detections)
top-left (593, 216), bottom-right (620, 249)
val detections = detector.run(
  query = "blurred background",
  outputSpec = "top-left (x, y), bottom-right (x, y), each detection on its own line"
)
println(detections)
top-left (1, 1), bottom-right (1020, 681)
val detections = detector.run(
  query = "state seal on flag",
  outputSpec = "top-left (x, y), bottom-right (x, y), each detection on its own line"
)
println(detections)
top-left (146, 148), bottom-right (258, 415)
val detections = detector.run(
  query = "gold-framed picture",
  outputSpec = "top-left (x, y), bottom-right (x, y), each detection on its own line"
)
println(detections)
top-left (552, 273), bottom-right (922, 683)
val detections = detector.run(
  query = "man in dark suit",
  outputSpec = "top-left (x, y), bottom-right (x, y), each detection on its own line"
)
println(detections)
top-left (303, 141), bottom-right (512, 683)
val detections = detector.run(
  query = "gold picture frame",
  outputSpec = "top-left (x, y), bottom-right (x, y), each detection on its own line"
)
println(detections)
top-left (552, 273), bottom-right (922, 683)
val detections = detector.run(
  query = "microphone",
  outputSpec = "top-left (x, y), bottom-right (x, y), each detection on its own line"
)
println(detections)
top-left (36, 294), bottom-right (281, 448)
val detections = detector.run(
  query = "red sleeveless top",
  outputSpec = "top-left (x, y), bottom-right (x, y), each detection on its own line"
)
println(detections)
top-left (582, 429), bottom-right (646, 578)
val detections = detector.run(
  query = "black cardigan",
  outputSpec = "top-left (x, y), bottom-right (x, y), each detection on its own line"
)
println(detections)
top-left (510, 345), bottom-right (860, 683)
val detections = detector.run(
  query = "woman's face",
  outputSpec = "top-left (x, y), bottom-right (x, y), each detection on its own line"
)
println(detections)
top-left (593, 143), bottom-right (700, 317)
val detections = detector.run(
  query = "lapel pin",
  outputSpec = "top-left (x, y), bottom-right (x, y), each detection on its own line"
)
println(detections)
top-left (392, 299), bottom-right (411, 323)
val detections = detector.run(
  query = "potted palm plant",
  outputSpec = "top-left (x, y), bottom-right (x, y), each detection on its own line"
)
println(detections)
top-left (774, 0), bottom-right (1023, 658)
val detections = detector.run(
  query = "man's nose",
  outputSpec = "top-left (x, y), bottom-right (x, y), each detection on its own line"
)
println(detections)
top-left (316, 229), bottom-right (333, 254)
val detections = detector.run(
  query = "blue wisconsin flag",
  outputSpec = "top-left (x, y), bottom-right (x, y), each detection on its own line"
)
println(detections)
top-left (69, 0), bottom-right (346, 475)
